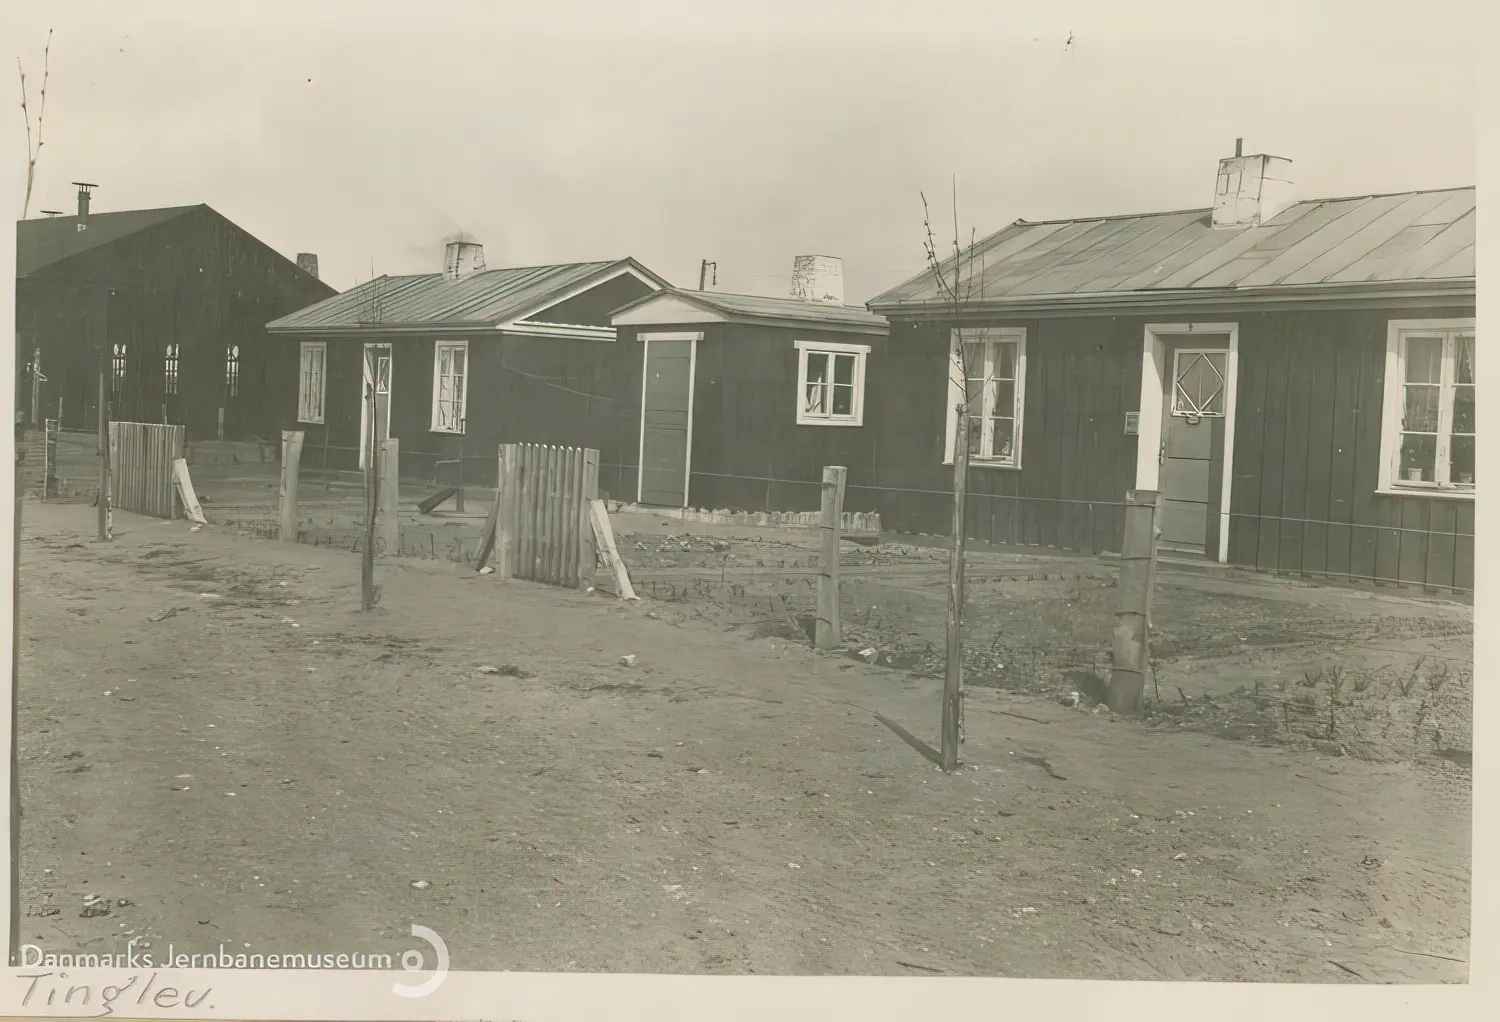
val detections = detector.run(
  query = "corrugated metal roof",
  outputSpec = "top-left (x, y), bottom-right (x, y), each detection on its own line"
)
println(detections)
top-left (16, 205), bottom-right (200, 276)
top-left (868, 187), bottom-right (1475, 312)
top-left (266, 258), bottom-right (664, 332)
top-left (615, 287), bottom-right (887, 330)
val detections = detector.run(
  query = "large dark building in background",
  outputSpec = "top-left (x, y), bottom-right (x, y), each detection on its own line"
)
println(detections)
top-left (15, 185), bottom-right (333, 442)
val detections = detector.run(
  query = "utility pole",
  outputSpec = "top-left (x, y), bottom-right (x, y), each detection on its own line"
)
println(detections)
top-left (361, 379), bottom-right (377, 611)
top-left (698, 260), bottom-right (716, 291)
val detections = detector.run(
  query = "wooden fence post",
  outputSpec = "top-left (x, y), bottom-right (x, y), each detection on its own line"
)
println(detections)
top-left (361, 385), bottom-right (377, 611)
top-left (97, 373), bottom-right (109, 542)
top-left (380, 438), bottom-right (401, 556)
top-left (497, 444), bottom-right (518, 578)
top-left (578, 449), bottom-right (600, 589)
top-left (816, 466), bottom-right (847, 649)
top-left (42, 419), bottom-right (57, 500)
top-left (1107, 489), bottom-right (1158, 715)
top-left (279, 431), bottom-right (304, 543)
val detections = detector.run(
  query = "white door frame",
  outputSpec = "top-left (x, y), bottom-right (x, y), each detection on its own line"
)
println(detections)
top-left (636, 330), bottom-right (701, 506)
top-left (1135, 322), bottom-right (1239, 563)
top-left (359, 342), bottom-right (393, 470)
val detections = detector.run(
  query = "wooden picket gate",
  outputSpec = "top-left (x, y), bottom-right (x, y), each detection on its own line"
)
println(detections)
top-left (487, 443), bottom-right (599, 588)
top-left (107, 422), bottom-right (185, 519)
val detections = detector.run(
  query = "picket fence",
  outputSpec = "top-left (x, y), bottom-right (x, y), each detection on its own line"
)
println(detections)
top-left (108, 422), bottom-right (184, 519)
top-left (488, 443), bottom-right (599, 588)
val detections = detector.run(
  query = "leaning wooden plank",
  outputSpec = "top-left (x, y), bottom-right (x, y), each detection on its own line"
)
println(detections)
top-left (588, 498), bottom-right (637, 601)
top-left (172, 459), bottom-right (208, 525)
top-left (417, 487), bottom-right (460, 515)
top-left (473, 468), bottom-right (504, 573)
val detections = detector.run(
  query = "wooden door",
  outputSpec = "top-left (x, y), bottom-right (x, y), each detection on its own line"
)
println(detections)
top-left (638, 336), bottom-right (695, 506)
top-left (1159, 344), bottom-right (1229, 557)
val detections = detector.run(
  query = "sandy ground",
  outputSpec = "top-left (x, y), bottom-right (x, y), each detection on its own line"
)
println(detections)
top-left (17, 500), bottom-right (1470, 981)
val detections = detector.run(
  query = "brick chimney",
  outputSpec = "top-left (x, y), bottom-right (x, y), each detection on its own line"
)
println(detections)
top-left (296, 253), bottom-right (320, 280)
top-left (790, 255), bottom-right (844, 304)
top-left (1212, 142), bottom-right (1294, 228)
top-left (443, 233), bottom-right (486, 281)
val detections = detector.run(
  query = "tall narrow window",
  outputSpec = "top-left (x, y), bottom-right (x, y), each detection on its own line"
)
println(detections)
top-left (111, 343), bottom-right (128, 392)
top-left (225, 344), bottom-right (240, 398)
top-left (431, 340), bottom-right (468, 433)
top-left (164, 344), bottom-right (180, 396)
top-left (795, 340), bottom-right (869, 426)
top-left (1381, 320), bottom-right (1476, 493)
top-left (946, 327), bottom-right (1026, 468)
top-left (298, 341), bottom-right (327, 424)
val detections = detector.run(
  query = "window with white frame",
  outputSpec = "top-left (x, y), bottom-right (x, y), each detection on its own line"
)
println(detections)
top-left (298, 341), bottom-right (326, 424)
top-left (795, 340), bottom-right (869, 426)
top-left (1382, 320), bottom-right (1475, 493)
top-left (225, 344), bottom-right (240, 398)
top-left (431, 340), bottom-right (468, 433)
top-left (111, 343), bottom-right (127, 392)
top-left (164, 344), bottom-right (180, 396)
top-left (945, 327), bottom-right (1026, 467)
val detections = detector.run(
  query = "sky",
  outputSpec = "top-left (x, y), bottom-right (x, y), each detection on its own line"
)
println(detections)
top-left (4, 0), bottom-right (1479, 303)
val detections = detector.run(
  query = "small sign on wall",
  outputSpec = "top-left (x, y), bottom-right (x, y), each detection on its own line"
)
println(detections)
top-left (1124, 411), bottom-right (1140, 435)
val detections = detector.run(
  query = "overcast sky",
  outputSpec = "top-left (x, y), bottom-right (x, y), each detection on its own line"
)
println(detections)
top-left (6, 0), bottom-right (1477, 302)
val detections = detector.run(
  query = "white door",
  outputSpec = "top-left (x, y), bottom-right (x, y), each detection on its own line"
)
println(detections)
top-left (360, 343), bottom-right (392, 469)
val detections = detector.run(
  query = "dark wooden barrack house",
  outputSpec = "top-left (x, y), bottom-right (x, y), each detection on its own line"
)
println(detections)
top-left (15, 185), bottom-right (334, 441)
top-left (261, 236), bottom-right (671, 489)
top-left (864, 146), bottom-right (1475, 592)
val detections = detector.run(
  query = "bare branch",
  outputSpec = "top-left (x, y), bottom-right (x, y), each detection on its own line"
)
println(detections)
top-left (17, 29), bottom-right (53, 220)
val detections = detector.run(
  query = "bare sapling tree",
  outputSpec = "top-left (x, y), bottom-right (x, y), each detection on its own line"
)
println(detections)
top-left (921, 179), bottom-right (984, 773)
top-left (17, 28), bottom-right (53, 219)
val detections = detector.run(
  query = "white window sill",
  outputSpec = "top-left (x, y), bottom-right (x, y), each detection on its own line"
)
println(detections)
top-left (796, 416), bottom-right (864, 428)
top-left (431, 427), bottom-right (466, 436)
top-left (942, 458), bottom-right (1021, 471)
top-left (1375, 486), bottom-right (1474, 501)
top-left (297, 420), bottom-right (325, 427)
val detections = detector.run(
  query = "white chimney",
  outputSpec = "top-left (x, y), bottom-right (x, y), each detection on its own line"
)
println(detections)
top-left (1212, 143), bottom-right (1294, 228)
top-left (790, 255), bottom-right (845, 305)
top-left (443, 233), bottom-right (487, 281)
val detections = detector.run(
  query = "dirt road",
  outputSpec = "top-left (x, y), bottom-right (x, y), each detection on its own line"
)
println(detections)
top-left (17, 502), bottom-right (1470, 981)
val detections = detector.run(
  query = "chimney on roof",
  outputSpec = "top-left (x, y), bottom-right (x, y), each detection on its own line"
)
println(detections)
top-left (1212, 145), bottom-right (1293, 228)
top-left (790, 255), bottom-right (844, 305)
top-left (443, 233), bottom-right (486, 281)
top-left (73, 182), bottom-right (97, 231)
top-left (296, 253), bottom-right (320, 280)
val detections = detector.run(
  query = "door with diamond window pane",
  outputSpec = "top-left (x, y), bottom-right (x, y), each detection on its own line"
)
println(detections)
top-left (1159, 343), bottom-right (1230, 557)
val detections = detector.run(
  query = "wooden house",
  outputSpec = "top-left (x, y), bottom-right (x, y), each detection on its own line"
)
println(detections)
top-left (607, 257), bottom-right (889, 510)
top-left (864, 148), bottom-right (1476, 592)
top-left (15, 185), bottom-right (334, 441)
top-left (262, 237), bottom-right (671, 489)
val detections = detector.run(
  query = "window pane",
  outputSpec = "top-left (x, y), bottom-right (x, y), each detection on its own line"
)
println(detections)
top-left (966, 417), bottom-right (984, 457)
top-left (994, 342), bottom-right (1016, 380)
top-left (831, 383), bottom-right (854, 417)
top-left (993, 379), bottom-right (1015, 418)
top-left (962, 342), bottom-right (985, 376)
top-left (1455, 336), bottom-right (1474, 385)
top-left (1398, 433), bottom-right (1438, 483)
top-left (964, 379), bottom-right (984, 419)
top-left (992, 418), bottom-right (1015, 461)
top-left (1453, 384), bottom-right (1475, 434)
top-left (805, 353), bottom-right (829, 384)
top-left (805, 381), bottom-right (826, 414)
top-left (1404, 336), bottom-right (1443, 383)
top-left (453, 348), bottom-right (466, 375)
top-left (1402, 385), bottom-right (1440, 432)
top-left (833, 354), bottom-right (855, 386)
top-left (1450, 435), bottom-right (1475, 485)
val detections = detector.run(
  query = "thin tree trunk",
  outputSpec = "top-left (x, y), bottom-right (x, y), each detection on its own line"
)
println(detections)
top-left (942, 404), bottom-right (969, 772)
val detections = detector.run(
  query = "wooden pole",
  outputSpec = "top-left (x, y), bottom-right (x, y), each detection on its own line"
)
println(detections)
top-left (1107, 489), bottom-right (1158, 715)
top-left (941, 407), bottom-right (970, 772)
top-left (11, 418), bottom-right (25, 964)
top-left (279, 430), bottom-right (304, 543)
top-left (96, 372), bottom-right (108, 542)
top-left (361, 382), bottom-right (376, 611)
top-left (455, 436), bottom-right (465, 513)
top-left (380, 438), bottom-right (401, 556)
top-left (815, 466), bottom-right (847, 649)
top-left (495, 444), bottom-right (518, 578)
top-left (43, 419), bottom-right (57, 500)
top-left (578, 448), bottom-right (599, 590)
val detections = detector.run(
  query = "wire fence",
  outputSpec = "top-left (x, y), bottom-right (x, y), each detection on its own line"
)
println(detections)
top-left (22, 431), bottom-right (1471, 766)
